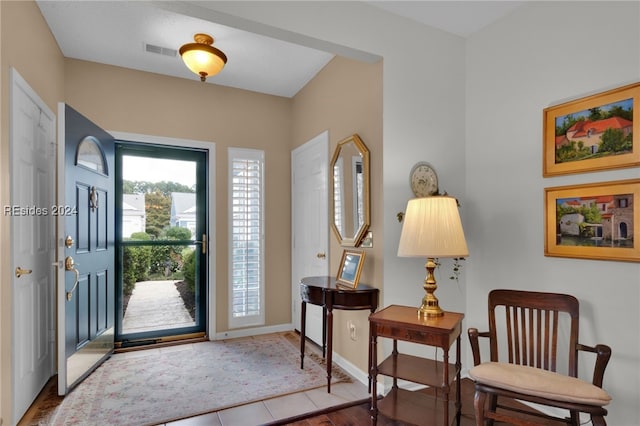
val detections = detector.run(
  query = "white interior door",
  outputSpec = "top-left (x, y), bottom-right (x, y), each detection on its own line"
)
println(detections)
top-left (291, 131), bottom-right (329, 345)
top-left (10, 68), bottom-right (56, 424)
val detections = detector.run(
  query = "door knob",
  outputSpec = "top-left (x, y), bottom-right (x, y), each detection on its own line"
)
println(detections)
top-left (316, 252), bottom-right (326, 259)
top-left (15, 267), bottom-right (32, 278)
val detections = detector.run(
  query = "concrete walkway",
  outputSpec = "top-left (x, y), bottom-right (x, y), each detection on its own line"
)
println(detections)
top-left (122, 280), bottom-right (195, 334)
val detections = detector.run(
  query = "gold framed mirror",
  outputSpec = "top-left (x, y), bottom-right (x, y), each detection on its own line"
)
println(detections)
top-left (330, 134), bottom-right (370, 247)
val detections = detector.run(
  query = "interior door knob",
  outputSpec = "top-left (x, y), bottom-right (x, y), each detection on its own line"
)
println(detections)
top-left (15, 267), bottom-right (33, 278)
top-left (316, 252), bottom-right (326, 259)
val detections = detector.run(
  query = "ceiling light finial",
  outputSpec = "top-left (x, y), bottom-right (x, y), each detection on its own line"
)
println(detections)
top-left (179, 33), bottom-right (227, 82)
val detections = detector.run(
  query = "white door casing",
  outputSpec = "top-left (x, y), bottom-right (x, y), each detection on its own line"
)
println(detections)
top-left (10, 68), bottom-right (56, 424)
top-left (291, 131), bottom-right (329, 345)
top-left (111, 131), bottom-right (216, 340)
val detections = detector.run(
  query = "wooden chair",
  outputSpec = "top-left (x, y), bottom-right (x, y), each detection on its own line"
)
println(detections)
top-left (468, 289), bottom-right (612, 426)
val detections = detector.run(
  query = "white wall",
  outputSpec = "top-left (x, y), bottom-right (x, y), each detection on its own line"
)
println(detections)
top-left (466, 2), bottom-right (640, 424)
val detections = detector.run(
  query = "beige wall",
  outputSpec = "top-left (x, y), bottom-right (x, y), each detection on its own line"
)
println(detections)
top-left (64, 59), bottom-right (293, 331)
top-left (1, 1), bottom-right (65, 422)
top-left (292, 56), bottom-right (383, 373)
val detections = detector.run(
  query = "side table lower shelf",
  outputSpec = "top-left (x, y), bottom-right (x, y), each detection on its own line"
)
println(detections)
top-left (378, 387), bottom-right (457, 426)
top-left (377, 353), bottom-right (458, 387)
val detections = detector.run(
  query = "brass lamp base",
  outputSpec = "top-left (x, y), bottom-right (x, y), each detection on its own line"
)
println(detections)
top-left (418, 297), bottom-right (444, 318)
top-left (417, 258), bottom-right (445, 318)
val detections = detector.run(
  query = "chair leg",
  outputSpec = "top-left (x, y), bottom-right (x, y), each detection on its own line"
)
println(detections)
top-left (569, 410), bottom-right (580, 426)
top-left (474, 390), bottom-right (487, 426)
top-left (487, 394), bottom-right (497, 426)
top-left (591, 415), bottom-right (607, 426)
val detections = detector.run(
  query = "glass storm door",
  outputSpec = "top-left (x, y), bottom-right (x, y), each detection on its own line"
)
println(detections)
top-left (115, 143), bottom-right (208, 346)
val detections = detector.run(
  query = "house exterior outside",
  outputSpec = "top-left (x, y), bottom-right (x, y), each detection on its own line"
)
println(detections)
top-left (122, 193), bottom-right (146, 238)
top-left (170, 192), bottom-right (196, 238)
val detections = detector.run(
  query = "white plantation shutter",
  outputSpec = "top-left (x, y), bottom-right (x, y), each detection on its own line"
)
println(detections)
top-left (228, 148), bottom-right (265, 328)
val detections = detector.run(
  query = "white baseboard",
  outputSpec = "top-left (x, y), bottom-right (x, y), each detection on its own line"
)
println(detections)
top-left (330, 351), bottom-right (370, 386)
top-left (211, 323), bottom-right (294, 340)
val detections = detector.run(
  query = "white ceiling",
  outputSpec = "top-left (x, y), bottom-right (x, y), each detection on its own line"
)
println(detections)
top-left (37, 1), bottom-right (524, 98)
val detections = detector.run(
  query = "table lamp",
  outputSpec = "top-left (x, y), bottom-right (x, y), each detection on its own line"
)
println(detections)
top-left (397, 195), bottom-right (469, 318)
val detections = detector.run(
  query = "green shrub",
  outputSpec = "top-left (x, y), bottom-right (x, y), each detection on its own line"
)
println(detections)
top-left (122, 232), bottom-right (152, 296)
top-left (183, 249), bottom-right (196, 292)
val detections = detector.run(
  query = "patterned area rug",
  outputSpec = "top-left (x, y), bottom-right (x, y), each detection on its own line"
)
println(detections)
top-left (44, 333), bottom-right (349, 425)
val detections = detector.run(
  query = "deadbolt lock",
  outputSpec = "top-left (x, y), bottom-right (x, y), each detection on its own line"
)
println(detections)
top-left (65, 235), bottom-right (74, 248)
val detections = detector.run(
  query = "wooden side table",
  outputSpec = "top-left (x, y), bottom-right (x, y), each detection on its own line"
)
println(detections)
top-left (299, 276), bottom-right (379, 392)
top-left (369, 305), bottom-right (464, 426)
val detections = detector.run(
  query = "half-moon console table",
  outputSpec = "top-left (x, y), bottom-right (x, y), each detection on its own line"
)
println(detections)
top-left (299, 275), bottom-right (379, 392)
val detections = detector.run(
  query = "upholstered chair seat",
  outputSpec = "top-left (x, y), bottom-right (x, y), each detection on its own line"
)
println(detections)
top-left (470, 362), bottom-right (611, 406)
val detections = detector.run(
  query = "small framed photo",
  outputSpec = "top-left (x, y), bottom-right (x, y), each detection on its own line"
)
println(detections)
top-left (336, 250), bottom-right (365, 289)
top-left (544, 179), bottom-right (640, 262)
top-left (543, 82), bottom-right (640, 176)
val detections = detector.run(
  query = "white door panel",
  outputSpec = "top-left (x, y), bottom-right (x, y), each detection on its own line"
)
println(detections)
top-left (10, 68), bottom-right (56, 424)
top-left (291, 131), bottom-right (329, 345)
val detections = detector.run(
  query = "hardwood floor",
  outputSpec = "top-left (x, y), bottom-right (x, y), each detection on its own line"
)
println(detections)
top-left (277, 378), bottom-right (561, 426)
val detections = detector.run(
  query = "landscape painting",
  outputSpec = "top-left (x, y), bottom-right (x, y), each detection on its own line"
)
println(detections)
top-left (543, 82), bottom-right (640, 176)
top-left (545, 179), bottom-right (640, 262)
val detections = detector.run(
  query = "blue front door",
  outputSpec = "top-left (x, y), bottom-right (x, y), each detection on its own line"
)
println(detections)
top-left (58, 104), bottom-right (115, 394)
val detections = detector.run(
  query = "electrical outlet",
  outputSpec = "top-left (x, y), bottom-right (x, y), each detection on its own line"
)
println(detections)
top-left (348, 320), bottom-right (357, 341)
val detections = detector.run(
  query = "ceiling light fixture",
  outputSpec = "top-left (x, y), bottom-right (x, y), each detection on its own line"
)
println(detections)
top-left (179, 33), bottom-right (227, 82)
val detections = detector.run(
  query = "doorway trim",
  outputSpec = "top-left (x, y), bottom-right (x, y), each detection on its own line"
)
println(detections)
top-left (10, 68), bottom-right (56, 425)
top-left (291, 131), bottom-right (329, 342)
top-left (110, 132), bottom-right (217, 338)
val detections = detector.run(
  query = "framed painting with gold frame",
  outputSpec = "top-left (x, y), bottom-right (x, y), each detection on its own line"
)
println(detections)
top-left (336, 250), bottom-right (365, 289)
top-left (543, 82), bottom-right (640, 177)
top-left (544, 179), bottom-right (640, 262)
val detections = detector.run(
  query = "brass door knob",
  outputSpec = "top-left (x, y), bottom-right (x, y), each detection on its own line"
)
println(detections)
top-left (316, 252), bottom-right (326, 259)
top-left (15, 267), bottom-right (33, 278)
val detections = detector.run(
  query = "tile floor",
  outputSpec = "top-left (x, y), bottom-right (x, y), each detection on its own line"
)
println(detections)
top-left (160, 380), bottom-right (369, 425)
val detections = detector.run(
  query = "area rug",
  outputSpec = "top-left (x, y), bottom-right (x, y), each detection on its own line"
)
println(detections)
top-left (44, 333), bottom-right (350, 426)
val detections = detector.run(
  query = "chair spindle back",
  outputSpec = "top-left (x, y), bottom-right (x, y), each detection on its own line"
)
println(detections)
top-left (487, 289), bottom-right (580, 377)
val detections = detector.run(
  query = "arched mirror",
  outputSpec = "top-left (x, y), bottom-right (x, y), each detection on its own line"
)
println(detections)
top-left (330, 134), bottom-right (370, 247)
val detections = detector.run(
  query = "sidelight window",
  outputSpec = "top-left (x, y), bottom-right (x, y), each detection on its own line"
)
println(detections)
top-left (228, 148), bottom-right (264, 328)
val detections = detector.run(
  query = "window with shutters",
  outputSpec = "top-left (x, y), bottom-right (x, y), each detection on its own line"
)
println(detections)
top-left (228, 148), bottom-right (265, 328)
